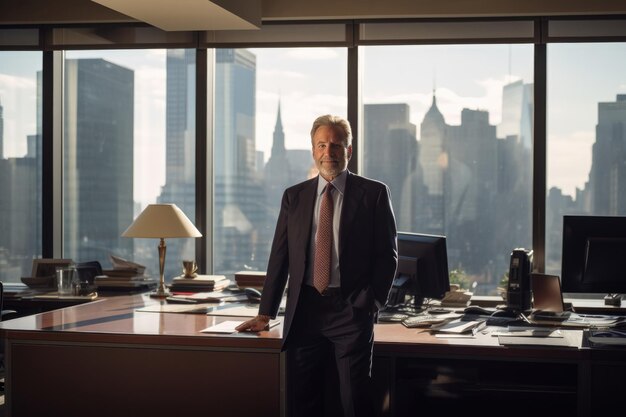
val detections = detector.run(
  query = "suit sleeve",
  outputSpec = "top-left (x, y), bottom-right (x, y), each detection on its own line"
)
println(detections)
top-left (258, 190), bottom-right (291, 318)
top-left (372, 184), bottom-right (398, 309)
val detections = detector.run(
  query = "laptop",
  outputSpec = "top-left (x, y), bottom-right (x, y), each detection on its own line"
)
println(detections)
top-left (530, 273), bottom-right (565, 313)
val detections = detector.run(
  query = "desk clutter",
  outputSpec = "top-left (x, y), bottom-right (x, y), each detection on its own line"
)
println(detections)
top-left (169, 274), bottom-right (231, 292)
top-left (94, 255), bottom-right (156, 291)
top-left (379, 303), bottom-right (626, 347)
top-left (234, 270), bottom-right (266, 290)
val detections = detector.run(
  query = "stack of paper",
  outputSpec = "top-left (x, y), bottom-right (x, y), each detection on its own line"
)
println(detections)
top-left (167, 291), bottom-right (247, 303)
top-left (234, 271), bottom-right (266, 289)
top-left (95, 254), bottom-right (152, 290)
top-left (169, 274), bottom-right (231, 292)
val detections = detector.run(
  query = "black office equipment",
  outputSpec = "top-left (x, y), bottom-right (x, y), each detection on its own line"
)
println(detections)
top-left (530, 273), bottom-right (565, 313)
top-left (561, 215), bottom-right (626, 305)
top-left (244, 287), bottom-right (262, 302)
top-left (394, 232), bottom-right (450, 309)
top-left (506, 248), bottom-right (533, 312)
top-left (75, 261), bottom-right (103, 284)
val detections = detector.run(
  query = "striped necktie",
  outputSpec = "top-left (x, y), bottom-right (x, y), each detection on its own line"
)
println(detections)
top-left (313, 184), bottom-right (334, 293)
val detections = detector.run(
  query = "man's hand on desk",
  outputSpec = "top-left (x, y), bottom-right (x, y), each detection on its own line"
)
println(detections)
top-left (235, 314), bottom-right (271, 332)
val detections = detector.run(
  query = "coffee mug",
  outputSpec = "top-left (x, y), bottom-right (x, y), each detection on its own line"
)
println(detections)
top-left (182, 260), bottom-right (198, 278)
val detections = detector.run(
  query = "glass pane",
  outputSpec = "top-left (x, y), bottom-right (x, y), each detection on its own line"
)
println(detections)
top-left (63, 49), bottom-right (196, 281)
top-left (0, 51), bottom-right (42, 282)
top-left (546, 43), bottom-right (626, 277)
top-left (361, 44), bottom-right (534, 295)
top-left (212, 47), bottom-right (347, 274)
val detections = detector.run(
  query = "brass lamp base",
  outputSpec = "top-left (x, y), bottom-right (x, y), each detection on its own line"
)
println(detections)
top-left (149, 237), bottom-right (171, 298)
top-left (149, 287), bottom-right (171, 298)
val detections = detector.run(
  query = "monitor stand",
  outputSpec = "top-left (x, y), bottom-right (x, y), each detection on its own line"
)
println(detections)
top-left (604, 293), bottom-right (622, 306)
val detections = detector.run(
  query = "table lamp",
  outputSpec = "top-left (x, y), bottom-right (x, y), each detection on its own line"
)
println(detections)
top-left (122, 203), bottom-right (202, 298)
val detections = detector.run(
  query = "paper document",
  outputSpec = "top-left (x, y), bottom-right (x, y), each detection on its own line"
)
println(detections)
top-left (200, 319), bottom-right (281, 334)
top-left (430, 319), bottom-right (482, 334)
top-left (498, 336), bottom-right (576, 347)
top-left (491, 328), bottom-right (563, 338)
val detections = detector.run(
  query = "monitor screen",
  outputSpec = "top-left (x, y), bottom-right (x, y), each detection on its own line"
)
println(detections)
top-left (561, 215), bottom-right (626, 295)
top-left (396, 232), bottom-right (450, 307)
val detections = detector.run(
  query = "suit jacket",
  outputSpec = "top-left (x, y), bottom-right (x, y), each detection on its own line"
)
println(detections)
top-left (259, 171), bottom-right (398, 348)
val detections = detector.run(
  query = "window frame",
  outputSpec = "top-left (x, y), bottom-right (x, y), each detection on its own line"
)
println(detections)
top-left (2, 16), bottom-right (626, 278)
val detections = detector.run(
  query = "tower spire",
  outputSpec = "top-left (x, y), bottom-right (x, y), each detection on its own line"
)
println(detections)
top-left (271, 98), bottom-right (286, 158)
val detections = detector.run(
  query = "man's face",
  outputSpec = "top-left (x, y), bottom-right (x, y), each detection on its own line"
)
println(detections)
top-left (312, 125), bottom-right (352, 181)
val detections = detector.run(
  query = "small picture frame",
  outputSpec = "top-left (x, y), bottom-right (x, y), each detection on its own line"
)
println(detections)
top-left (31, 258), bottom-right (73, 278)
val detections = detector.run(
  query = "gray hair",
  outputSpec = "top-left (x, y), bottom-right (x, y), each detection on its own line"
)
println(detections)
top-left (310, 115), bottom-right (353, 147)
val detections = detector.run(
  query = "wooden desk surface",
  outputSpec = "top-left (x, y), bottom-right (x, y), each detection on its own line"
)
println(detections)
top-left (374, 322), bottom-right (585, 361)
top-left (1, 295), bottom-right (286, 417)
top-left (0, 294), bottom-right (283, 349)
top-left (0, 295), bottom-right (598, 417)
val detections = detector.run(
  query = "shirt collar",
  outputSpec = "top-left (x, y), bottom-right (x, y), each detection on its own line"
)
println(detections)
top-left (317, 170), bottom-right (347, 196)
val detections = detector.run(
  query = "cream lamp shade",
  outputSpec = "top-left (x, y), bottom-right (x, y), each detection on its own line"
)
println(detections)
top-left (122, 203), bottom-right (201, 298)
top-left (122, 204), bottom-right (201, 238)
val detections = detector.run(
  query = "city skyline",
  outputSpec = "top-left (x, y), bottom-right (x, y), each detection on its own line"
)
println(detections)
top-left (1, 50), bottom-right (625, 292)
top-left (3, 45), bottom-right (626, 204)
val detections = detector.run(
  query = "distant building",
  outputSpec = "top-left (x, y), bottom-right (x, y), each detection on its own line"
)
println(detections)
top-left (589, 94), bottom-right (626, 215)
top-left (63, 58), bottom-right (134, 263)
top-left (157, 49), bottom-right (197, 279)
top-left (213, 49), bottom-right (269, 273)
top-left (264, 101), bottom-right (293, 218)
top-left (419, 95), bottom-right (447, 234)
top-left (0, 95), bottom-right (41, 279)
top-left (363, 103), bottom-right (426, 231)
top-left (0, 98), bottom-right (4, 159)
top-left (498, 79), bottom-right (534, 149)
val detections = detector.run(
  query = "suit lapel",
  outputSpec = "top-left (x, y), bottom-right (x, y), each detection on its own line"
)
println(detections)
top-left (340, 172), bottom-right (364, 254)
top-left (293, 178), bottom-right (317, 249)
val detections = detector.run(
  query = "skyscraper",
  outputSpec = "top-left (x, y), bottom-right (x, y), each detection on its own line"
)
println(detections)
top-left (0, 92), bottom-right (41, 280)
top-left (63, 58), bottom-right (134, 263)
top-left (498, 79), bottom-right (534, 149)
top-left (419, 94), bottom-right (447, 234)
top-left (0, 98), bottom-right (4, 160)
top-left (589, 94), bottom-right (626, 215)
top-left (214, 49), bottom-right (269, 273)
top-left (264, 100), bottom-right (293, 218)
top-left (157, 49), bottom-right (197, 279)
top-left (363, 103), bottom-right (425, 231)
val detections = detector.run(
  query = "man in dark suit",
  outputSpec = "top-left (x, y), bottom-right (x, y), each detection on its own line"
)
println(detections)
top-left (236, 114), bottom-right (398, 417)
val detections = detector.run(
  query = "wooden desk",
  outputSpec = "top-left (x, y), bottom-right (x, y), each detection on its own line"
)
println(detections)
top-left (373, 324), bottom-right (589, 417)
top-left (0, 295), bottom-right (285, 417)
top-left (2, 296), bottom-right (622, 417)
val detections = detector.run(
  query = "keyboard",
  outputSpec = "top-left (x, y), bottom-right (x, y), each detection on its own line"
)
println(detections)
top-left (402, 315), bottom-right (449, 328)
top-left (378, 312), bottom-right (410, 323)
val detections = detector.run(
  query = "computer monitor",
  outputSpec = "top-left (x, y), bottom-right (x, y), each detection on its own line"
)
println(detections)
top-left (395, 232), bottom-right (450, 308)
top-left (561, 215), bottom-right (626, 299)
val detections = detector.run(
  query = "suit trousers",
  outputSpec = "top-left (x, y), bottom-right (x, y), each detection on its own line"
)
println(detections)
top-left (286, 285), bottom-right (375, 417)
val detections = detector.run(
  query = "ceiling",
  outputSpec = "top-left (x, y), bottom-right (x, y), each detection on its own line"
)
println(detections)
top-left (90, 0), bottom-right (261, 31)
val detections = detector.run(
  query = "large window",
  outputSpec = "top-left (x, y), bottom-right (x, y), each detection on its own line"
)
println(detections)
top-left (63, 49), bottom-right (196, 281)
top-left (546, 43), bottom-right (626, 277)
top-left (361, 44), bottom-right (534, 295)
top-left (4, 19), bottom-right (626, 293)
top-left (0, 51), bottom-right (42, 282)
top-left (212, 47), bottom-right (347, 274)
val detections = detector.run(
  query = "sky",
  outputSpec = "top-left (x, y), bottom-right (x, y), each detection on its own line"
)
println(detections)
top-left (1, 43), bottom-right (626, 204)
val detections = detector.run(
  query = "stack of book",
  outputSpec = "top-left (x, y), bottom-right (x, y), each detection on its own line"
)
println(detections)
top-left (169, 275), bottom-right (231, 293)
top-left (234, 271), bottom-right (266, 290)
top-left (94, 255), bottom-right (156, 291)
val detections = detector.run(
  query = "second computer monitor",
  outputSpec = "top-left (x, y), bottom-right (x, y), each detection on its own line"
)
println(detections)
top-left (397, 232), bottom-right (450, 308)
top-left (561, 215), bottom-right (626, 297)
